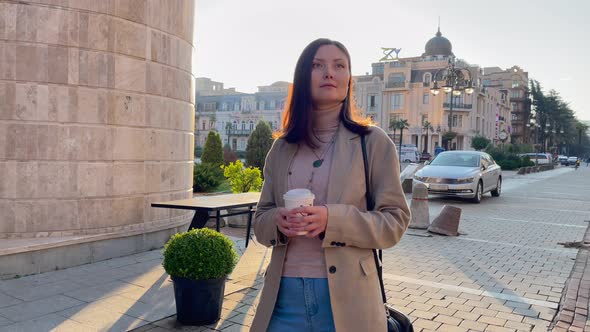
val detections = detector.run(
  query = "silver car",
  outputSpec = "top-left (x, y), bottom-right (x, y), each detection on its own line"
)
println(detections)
top-left (412, 151), bottom-right (502, 203)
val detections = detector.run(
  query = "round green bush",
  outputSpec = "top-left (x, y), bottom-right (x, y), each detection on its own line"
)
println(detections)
top-left (163, 228), bottom-right (238, 280)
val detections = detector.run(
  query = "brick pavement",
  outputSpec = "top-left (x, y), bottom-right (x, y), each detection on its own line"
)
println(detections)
top-left (549, 224), bottom-right (590, 332)
top-left (1, 166), bottom-right (588, 332)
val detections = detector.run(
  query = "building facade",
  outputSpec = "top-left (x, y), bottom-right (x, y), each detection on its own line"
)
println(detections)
top-left (482, 66), bottom-right (531, 144)
top-left (353, 29), bottom-right (512, 154)
top-left (195, 79), bottom-right (289, 151)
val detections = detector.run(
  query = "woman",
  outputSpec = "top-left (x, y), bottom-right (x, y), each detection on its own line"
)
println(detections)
top-left (251, 38), bottom-right (411, 332)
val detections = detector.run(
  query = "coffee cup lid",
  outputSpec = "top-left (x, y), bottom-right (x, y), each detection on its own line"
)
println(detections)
top-left (283, 188), bottom-right (315, 199)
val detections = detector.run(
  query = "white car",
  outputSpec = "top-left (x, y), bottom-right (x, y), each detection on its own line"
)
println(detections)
top-left (413, 151), bottom-right (502, 203)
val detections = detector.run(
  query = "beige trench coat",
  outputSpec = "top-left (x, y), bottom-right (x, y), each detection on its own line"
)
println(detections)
top-left (250, 124), bottom-right (411, 332)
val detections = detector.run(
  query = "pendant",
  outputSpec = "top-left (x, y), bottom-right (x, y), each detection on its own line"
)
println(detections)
top-left (313, 159), bottom-right (323, 168)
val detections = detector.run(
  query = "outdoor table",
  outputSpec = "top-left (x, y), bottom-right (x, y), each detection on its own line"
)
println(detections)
top-left (151, 192), bottom-right (261, 247)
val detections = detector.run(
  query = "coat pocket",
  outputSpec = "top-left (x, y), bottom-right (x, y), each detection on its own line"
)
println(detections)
top-left (360, 254), bottom-right (377, 276)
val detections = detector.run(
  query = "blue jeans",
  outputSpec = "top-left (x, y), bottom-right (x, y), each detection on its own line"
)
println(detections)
top-left (267, 277), bottom-right (336, 332)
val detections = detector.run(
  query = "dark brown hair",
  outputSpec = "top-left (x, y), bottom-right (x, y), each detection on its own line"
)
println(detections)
top-left (274, 38), bottom-right (372, 147)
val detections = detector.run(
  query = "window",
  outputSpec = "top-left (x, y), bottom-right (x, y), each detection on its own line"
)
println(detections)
top-left (233, 103), bottom-right (240, 111)
top-left (249, 121), bottom-right (254, 130)
top-left (421, 114), bottom-right (428, 125)
top-left (483, 79), bottom-right (491, 87)
top-left (209, 120), bottom-right (214, 129)
top-left (221, 103), bottom-right (228, 111)
top-left (511, 90), bottom-right (520, 99)
top-left (204, 103), bottom-right (215, 111)
top-left (390, 94), bottom-right (403, 110)
top-left (512, 113), bottom-right (519, 121)
top-left (239, 140), bottom-right (245, 150)
top-left (423, 93), bottom-right (429, 104)
top-left (270, 100), bottom-right (276, 109)
top-left (368, 95), bottom-right (377, 108)
top-left (390, 113), bottom-right (402, 123)
top-left (259, 101), bottom-right (265, 110)
top-left (388, 73), bottom-right (405, 83)
top-left (241, 121), bottom-right (246, 130)
top-left (232, 121), bottom-right (237, 130)
top-left (448, 115), bottom-right (463, 127)
top-left (511, 102), bottom-right (518, 112)
top-left (423, 73), bottom-right (432, 84)
top-left (512, 80), bottom-right (519, 88)
top-left (202, 121), bottom-right (206, 130)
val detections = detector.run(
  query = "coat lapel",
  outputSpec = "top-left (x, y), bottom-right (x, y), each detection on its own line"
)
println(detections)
top-left (327, 123), bottom-right (359, 204)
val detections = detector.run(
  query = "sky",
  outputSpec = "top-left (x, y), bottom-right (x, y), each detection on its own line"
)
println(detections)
top-left (193, 0), bottom-right (590, 120)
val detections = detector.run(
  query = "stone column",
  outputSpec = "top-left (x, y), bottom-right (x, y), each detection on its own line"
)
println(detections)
top-left (0, 1), bottom-right (195, 240)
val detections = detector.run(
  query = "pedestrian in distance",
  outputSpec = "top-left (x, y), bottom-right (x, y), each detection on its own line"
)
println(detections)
top-left (251, 38), bottom-right (411, 332)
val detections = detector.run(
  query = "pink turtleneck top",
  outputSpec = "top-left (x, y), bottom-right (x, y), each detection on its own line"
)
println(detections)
top-left (282, 104), bottom-right (341, 278)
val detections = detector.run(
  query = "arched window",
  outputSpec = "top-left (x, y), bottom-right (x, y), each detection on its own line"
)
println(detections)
top-left (241, 121), bottom-right (246, 130)
top-left (232, 121), bottom-right (237, 130)
top-left (423, 73), bottom-right (432, 84)
top-left (249, 121), bottom-right (254, 130)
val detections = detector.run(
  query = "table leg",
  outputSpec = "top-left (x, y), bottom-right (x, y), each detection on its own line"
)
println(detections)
top-left (216, 210), bottom-right (221, 232)
top-left (245, 207), bottom-right (253, 248)
top-left (189, 209), bottom-right (210, 230)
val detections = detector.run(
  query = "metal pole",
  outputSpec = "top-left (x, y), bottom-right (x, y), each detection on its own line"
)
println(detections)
top-left (449, 86), bottom-right (454, 150)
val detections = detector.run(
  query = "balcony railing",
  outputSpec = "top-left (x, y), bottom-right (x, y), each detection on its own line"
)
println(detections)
top-left (385, 82), bottom-right (406, 89)
top-left (443, 102), bottom-right (473, 110)
top-left (227, 129), bottom-right (253, 136)
top-left (423, 82), bottom-right (430, 87)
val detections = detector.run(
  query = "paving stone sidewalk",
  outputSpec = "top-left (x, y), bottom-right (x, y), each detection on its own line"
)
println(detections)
top-left (1, 166), bottom-right (589, 332)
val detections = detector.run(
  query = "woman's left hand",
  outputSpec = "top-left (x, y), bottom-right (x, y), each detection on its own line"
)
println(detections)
top-left (286, 205), bottom-right (328, 238)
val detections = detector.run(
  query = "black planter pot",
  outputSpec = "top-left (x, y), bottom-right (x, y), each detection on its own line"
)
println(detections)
top-left (171, 275), bottom-right (226, 325)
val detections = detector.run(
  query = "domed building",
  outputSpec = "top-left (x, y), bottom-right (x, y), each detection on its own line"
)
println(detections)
top-left (353, 27), bottom-right (514, 156)
top-left (422, 27), bottom-right (454, 57)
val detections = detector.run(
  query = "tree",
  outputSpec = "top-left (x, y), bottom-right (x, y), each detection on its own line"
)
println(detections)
top-left (471, 135), bottom-right (491, 151)
top-left (442, 131), bottom-right (457, 150)
top-left (201, 131), bottom-right (223, 166)
top-left (396, 119), bottom-right (409, 147)
top-left (221, 160), bottom-right (262, 193)
top-left (246, 121), bottom-right (274, 170)
top-left (389, 118), bottom-right (398, 141)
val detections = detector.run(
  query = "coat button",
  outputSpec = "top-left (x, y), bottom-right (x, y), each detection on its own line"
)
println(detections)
top-left (341, 242), bottom-right (346, 247)
top-left (270, 239), bottom-right (276, 245)
top-left (329, 266), bottom-right (336, 274)
top-left (331, 241), bottom-right (337, 246)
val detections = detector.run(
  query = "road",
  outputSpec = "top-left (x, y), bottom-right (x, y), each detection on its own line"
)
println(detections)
top-left (382, 165), bottom-right (589, 331)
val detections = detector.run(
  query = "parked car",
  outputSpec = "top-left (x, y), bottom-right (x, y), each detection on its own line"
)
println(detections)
top-left (413, 151), bottom-right (502, 203)
top-left (518, 153), bottom-right (552, 165)
top-left (567, 156), bottom-right (578, 166)
top-left (557, 155), bottom-right (568, 165)
top-left (420, 152), bottom-right (432, 162)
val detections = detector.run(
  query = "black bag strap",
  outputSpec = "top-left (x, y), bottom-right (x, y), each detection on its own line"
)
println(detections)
top-left (360, 134), bottom-right (387, 305)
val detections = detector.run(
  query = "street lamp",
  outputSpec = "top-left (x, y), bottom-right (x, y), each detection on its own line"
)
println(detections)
top-left (430, 58), bottom-right (474, 150)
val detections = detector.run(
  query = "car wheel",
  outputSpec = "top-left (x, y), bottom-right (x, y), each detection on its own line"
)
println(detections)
top-left (404, 159), bottom-right (411, 163)
top-left (471, 181), bottom-right (482, 203)
top-left (491, 177), bottom-right (501, 197)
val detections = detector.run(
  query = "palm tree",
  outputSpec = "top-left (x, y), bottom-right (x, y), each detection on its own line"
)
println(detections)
top-left (397, 119), bottom-right (409, 144)
top-left (422, 121), bottom-right (433, 153)
top-left (389, 118), bottom-right (398, 142)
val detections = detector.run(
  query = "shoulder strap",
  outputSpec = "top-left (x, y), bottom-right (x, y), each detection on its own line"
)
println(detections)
top-left (360, 134), bottom-right (387, 305)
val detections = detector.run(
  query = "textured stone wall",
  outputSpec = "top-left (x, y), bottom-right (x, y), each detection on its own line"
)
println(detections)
top-left (0, 0), bottom-right (195, 238)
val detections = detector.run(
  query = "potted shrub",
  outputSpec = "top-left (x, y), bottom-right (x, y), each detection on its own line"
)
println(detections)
top-left (221, 160), bottom-right (262, 227)
top-left (162, 228), bottom-right (238, 325)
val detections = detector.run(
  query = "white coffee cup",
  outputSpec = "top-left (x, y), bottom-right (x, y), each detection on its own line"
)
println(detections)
top-left (283, 188), bottom-right (315, 235)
